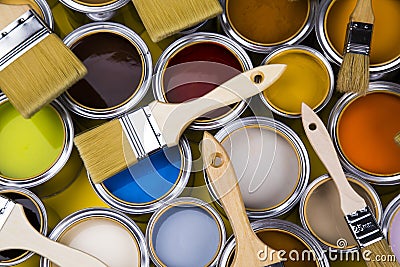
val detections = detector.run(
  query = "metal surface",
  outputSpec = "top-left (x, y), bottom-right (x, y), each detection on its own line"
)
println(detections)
top-left (344, 22), bottom-right (373, 55)
top-left (59, 0), bottom-right (129, 17)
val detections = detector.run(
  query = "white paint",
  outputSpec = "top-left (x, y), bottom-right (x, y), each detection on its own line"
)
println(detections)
top-left (222, 126), bottom-right (300, 210)
top-left (56, 218), bottom-right (140, 267)
top-left (151, 206), bottom-right (221, 267)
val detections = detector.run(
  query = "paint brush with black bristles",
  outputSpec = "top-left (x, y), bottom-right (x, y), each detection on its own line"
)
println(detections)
top-left (0, 195), bottom-right (107, 266)
top-left (74, 64), bottom-right (286, 184)
top-left (302, 103), bottom-right (400, 267)
top-left (0, 3), bottom-right (87, 118)
top-left (336, 0), bottom-right (374, 94)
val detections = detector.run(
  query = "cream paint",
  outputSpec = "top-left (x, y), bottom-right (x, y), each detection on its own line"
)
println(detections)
top-left (53, 218), bottom-right (140, 267)
top-left (221, 126), bottom-right (300, 210)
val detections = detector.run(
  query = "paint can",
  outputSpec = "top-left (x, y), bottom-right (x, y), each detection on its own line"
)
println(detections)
top-left (40, 207), bottom-right (149, 267)
top-left (146, 197), bottom-right (226, 267)
top-left (153, 32), bottom-right (253, 130)
top-left (382, 194), bottom-right (400, 263)
top-left (328, 82), bottom-right (400, 185)
top-left (218, 219), bottom-right (329, 267)
top-left (260, 45), bottom-right (334, 118)
top-left (299, 174), bottom-right (382, 254)
top-left (0, 94), bottom-right (82, 197)
top-left (60, 22), bottom-right (152, 120)
top-left (204, 116), bottom-right (310, 219)
top-left (219, 0), bottom-right (318, 53)
top-left (91, 136), bottom-right (192, 214)
top-left (58, 0), bottom-right (129, 21)
top-left (0, 186), bottom-right (47, 266)
top-left (316, 0), bottom-right (400, 79)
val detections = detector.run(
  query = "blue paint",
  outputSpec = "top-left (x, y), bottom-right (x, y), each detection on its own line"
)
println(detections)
top-left (103, 146), bottom-right (182, 204)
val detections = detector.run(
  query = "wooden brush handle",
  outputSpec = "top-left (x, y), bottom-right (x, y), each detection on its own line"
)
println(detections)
top-left (350, 0), bottom-right (374, 24)
top-left (0, 204), bottom-right (108, 267)
top-left (202, 132), bottom-right (281, 266)
top-left (149, 64), bottom-right (286, 147)
top-left (0, 3), bottom-right (30, 29)
top-left (301, 103), bottom-right (367, 215)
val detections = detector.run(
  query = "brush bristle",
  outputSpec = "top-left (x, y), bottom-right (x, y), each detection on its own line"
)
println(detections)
top-left (336, 53), bottom-right (369, 95)
top-left (362, 239), bottom-right (400, 267)
top-left (74, 120), bottom-right (137, 184)
top-left (132, 0), bottom-right (222, 42)
top-left (0, 34), bottom-right (87, 118)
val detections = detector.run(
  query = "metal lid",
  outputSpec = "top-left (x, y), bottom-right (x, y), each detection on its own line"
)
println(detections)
top-left (328, 81), bottom-right (400, 185)
top-left (60, 22), bottom-right (152, 119)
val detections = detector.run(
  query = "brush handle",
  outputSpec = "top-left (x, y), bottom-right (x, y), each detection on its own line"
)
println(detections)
top-left (202, 132), bottom-right (281, 266)
top-left (301, 103), bottom-right (367, 215)
top-left (350, 0), bottom-right (374, 24)
top-left (0, 204), bottom-right (108, 267)
top-left (149, 64), bottom-right (286, 147)
top-left (0, 3), bottom-right (30, 29)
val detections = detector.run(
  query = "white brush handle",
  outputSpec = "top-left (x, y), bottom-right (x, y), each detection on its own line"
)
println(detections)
top-left (0, 204), bottom-right (108, 267)
top-left (301, 103), bottom-right (367, 215)
top-left (149, 64), bottom-right (286, 147)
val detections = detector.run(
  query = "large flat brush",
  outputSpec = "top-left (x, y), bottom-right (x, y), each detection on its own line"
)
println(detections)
top-left (302, 103), bottom-right (400, 267)
top-left (74, 64), bottom-right (286, 184)
top-left (0, 3), bottom-right (87, 118)
top-left (0, 196), bottom-right (107, 266)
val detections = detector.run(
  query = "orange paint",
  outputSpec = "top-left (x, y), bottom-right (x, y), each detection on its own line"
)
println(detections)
top-left (338, 92), bottom-right (400, 175)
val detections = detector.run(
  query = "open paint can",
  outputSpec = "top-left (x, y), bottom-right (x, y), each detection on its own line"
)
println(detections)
top-left (91, 137), bottom-right (192, 214)
top-left (382, 194), bottom-right (400, 263)
top-left (58, 0), bottom-right (129, 21)
top-left (40, 208), bottom-right (149, 267)
top-left (299, 174), bottom-right (382, 253)
top-left (146, 197), bottom-right (226, 267)
top-left (328, 82), bottom-right (400, 185)
top-left (204, 117), bottom-right (310, 219)
top-left (61, 22), bottom-right (152, 119)
top-left (153, 32), bottom-right (253, 130)
top-left (0, 94), bottom-right (82, 197)
top-left (219, 0), bottom-right (317, 53)
top-left (260, 45), bottom-right (334, 118)
top-left (0, 186), bottom-right (47, 266)
top-left (218, 219), bottom-right (329, 267)
top-left (317, 0), bottom-right (400, 78)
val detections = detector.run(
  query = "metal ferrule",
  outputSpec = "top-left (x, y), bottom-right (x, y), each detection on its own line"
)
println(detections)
top-left (344, 22), bottom-right (373, 55)
top-left (0, 10), bottom-right (51, 71)
top-left (345, 206), bottom-right (384, 248)
top-left (120, 107), bottom-right (166, 160)
top-left (0, 196), bottom-right (14, 230)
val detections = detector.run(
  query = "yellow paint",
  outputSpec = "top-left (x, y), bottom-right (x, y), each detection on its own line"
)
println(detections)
top-left (263, 49), bottom-right (330, 115)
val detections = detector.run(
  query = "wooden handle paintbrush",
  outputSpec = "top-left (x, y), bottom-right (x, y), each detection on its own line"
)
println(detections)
top-left (0, 196), bottom-right (107, 267)
top-left (302, 103), bottom-right (400, 267)
top-left (336, 0), bottom-right (374, 94)
top-left (202, 131), bottom-right (284, 267)
top-left (0, 3), bottom-right (87, 118)
top-left (75, 64), bottom-right (286, 184)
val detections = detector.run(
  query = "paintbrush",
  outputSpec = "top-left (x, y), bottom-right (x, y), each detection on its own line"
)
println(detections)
top-left (202, 131), bottom-right (284, 267)
top-left (0, 3), bottom-right (87, 118)
top-left (336, 0), bottom-right (374, 94)
top-left (0, 195), bottom-right (107, 266)
top-left (74, 64), bottom-right (286, 184)
top-left (302, 103), bottom-right (400, 267)
top-left (395, 132), bottom-right (400, 146)
top-left (131, 0), bottom-right (222, 42)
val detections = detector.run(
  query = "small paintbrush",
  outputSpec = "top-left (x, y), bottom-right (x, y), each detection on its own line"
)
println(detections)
top-left (0, 3), bottom-right (87, 118)
top-left (0, 195), bottom-right (107, 266)
top-left (74, 64), bottom-right (286, 184)
top-left (202, 131), bottom-right (284, 267)
top-left (302, 103), bottom-right (400, 267)
top-left (336, 0), bottom-right (374, 94)
top-left (395, 132), bottom-right (400, 146)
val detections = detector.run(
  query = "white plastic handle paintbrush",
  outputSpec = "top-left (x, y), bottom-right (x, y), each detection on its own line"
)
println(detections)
top-left (0, 196), bottom-right (107, 267)
top-left (75, 64), bottom-right (286, 184)
top-left (202, 132), bottom-right (284, 267)
top-left (302, 103), bottom-right (400, 267)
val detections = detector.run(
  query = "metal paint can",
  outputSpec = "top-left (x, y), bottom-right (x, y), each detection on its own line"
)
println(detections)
top-left (382, 194), bottom-right (400, 262)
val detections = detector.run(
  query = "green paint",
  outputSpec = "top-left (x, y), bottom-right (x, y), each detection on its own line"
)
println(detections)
top-left (0, 102), bottom-right (65, 179)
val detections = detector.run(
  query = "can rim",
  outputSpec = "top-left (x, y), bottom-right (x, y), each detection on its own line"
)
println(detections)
top-left (60, 22), bottom-right (152, 120)
top-left (34, 0), bottom-right (54, 30)
top-left (382, 193), bottom-right (400, 240)
top-left (59, 0), bottom-right (130, 14)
